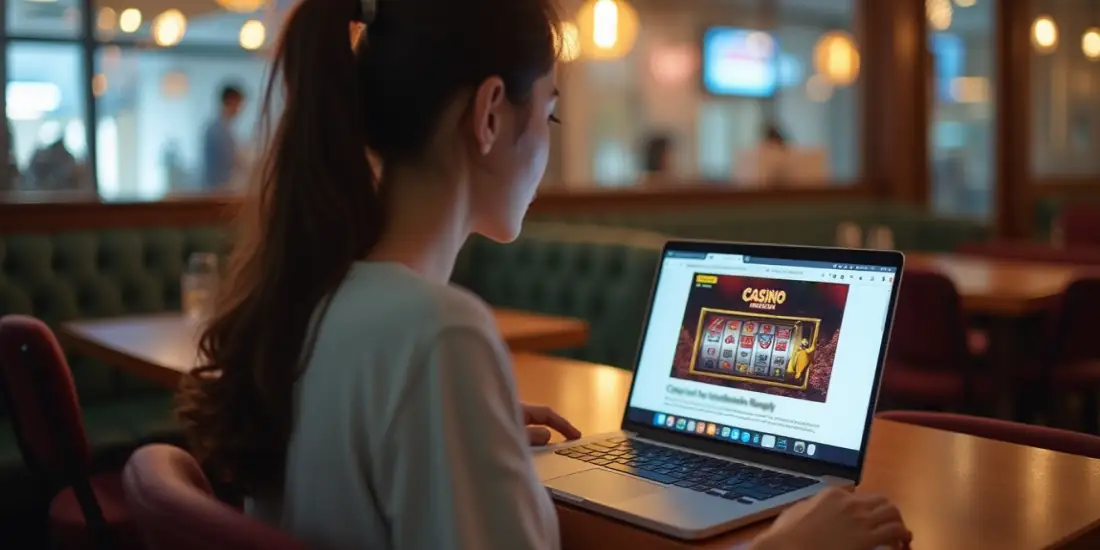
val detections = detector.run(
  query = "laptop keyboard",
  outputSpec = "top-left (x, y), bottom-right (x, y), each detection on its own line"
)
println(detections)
top-left (555, 437), bottom-right (819, 503)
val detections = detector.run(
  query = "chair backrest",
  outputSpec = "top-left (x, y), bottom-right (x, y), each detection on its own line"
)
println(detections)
top-left (0, 315), bottom-right (92, 476)
top-left (123, 444), bottom-right (309, 550)
top-left (1061, 205), bottom-right (1100, 248)
top-left (878, 410), bottom-right (1100, 459)
top-left (1050, 277), bottom-right (1100, 365)
top-left (888, 270), bottom-right (967, 368)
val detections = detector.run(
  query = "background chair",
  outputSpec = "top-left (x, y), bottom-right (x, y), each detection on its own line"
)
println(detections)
top-left (123, 444), bottom-right (307, 550)
top-left (881, 270), bottom-right (991, 411)
top-left (878, 410), bottom-right (1100, 459)
top-left (1060, 205), bottom-right (1100, 249)
top-left (0, 315), bottom-right (140, 549)
top-left (1040, 278), bottom-right (1100, 434)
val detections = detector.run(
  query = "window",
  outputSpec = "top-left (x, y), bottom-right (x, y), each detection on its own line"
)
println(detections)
top-left (1031, 0), bottom-right (1100, 178)
top-left (556, 0), bottom-right (860, 188)
top-left (927, 0), bottom-right (996, 219)
top-left (95, 48), bottom-right (268, 200)
top-left (6, 42), bottom-right (91, 193)
top-left (7, 0), bottom-right (83, 38)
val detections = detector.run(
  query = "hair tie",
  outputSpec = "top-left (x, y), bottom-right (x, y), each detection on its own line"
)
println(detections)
top-left (355, 0), bottom-right (377, 24)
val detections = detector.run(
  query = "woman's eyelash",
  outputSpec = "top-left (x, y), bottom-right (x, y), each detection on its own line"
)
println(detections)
top-left (550, 113), bottom-right (561, 124)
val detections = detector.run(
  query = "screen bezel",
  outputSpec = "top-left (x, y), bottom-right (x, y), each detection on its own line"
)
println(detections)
top-left (619, 240), bottom-right (905, 482)
top-left (700, 26), bottom-right (780, 99)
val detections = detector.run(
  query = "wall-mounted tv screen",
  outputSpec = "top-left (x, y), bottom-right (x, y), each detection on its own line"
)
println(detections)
top-left (702, 27), bottom-right (778, 98)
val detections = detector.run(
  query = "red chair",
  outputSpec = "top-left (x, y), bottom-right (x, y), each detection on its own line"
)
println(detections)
top-left (1061, 205), bottom-right (1100, 248)
top-left (878, 410), bottom-right (1100, 459)
top-left (123, 444), bottom-right (308, 550)
top-left (0, 315), bottom-right (140, 549)
top-left (882, 270), bottom-right (991, 410)
top-left (1040, 278), bottom-right (1100, 433)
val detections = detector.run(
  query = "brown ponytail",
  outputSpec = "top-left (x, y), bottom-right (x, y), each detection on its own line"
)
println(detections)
top-left (177, 0), bottom-right (560, 496)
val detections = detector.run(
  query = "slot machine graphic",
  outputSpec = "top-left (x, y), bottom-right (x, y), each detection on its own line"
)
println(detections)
top-left (688, 307), bottom-right (821, 390)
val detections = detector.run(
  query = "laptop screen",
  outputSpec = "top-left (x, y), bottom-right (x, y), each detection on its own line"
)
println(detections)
top-left (624, 247), bottom-right (898, 468)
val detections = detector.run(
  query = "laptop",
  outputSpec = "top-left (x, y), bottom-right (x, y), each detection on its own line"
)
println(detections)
top-left (533, 240), bottom-right (904, 540)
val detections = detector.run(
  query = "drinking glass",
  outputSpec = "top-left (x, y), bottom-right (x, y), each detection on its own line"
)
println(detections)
top-left (182, 252), bottom-right (219, 321)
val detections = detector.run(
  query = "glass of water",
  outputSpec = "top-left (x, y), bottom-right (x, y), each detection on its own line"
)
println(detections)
top-left (182, 252), bottom-right (219, 321)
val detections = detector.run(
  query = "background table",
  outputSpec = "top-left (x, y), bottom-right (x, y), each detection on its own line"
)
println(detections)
top-left (60, 310), bottom-right (588, 387)
top-left (906, 253), bottom-right (1089, 316)
top-left (513, 354), bottom-right (1100, 550)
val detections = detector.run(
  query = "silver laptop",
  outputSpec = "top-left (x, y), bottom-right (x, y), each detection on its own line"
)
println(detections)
top-left (534, 240), bottom-right (904, 540)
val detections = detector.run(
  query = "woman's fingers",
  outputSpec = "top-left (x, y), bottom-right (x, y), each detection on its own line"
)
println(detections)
top-left (859, 501), bottom-right (911, 548)
top-left (524, 405), bottom-right (582, 440)
top-left (527, 426), bottom-right (552, 446)
top-left (864, 521), bottom-right (913, 548)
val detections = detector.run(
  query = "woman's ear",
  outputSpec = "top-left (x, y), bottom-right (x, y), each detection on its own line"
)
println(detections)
top-left (471, 76), bottom-right (507, 155)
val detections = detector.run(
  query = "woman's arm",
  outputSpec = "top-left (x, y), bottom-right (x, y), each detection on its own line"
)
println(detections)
top-left (377, 326), bottom-right (559, 550)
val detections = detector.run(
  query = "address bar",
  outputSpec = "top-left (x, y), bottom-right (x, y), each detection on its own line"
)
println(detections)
top-left (685, 262), bottom-right (749, 272)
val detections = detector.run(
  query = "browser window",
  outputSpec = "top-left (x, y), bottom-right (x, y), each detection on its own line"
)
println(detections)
top-left (626, 251), bottom-right (896, 467)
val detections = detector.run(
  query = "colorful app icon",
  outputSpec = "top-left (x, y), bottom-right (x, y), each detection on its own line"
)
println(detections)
top-left (695, 422), bottom-right (706, 434)
top-left (740, 431), bottom-right (751, 443)
top-left (753, 434), bottom-right (761, 444)
top-left (706, 423), bottom-right (717, 436)
top-left (676, 418), bottom-right (687, 430)
top-left (730, 428), bottom-right (740, 440)
top-left (807, 443), bottom-right (817, 456)
top-left (761, 434), bottom-right (776, 448)
top-left (654, 413), bottom-right (666, 427)
top-left (776, 438), bottom-right (788, 450)
top-left (687, 420), bottom-right (696, 432)
top-left (720, 426), bottom-right (731, 438)
top-left (666, 415), bottom-right (676, 428)
top-left (793, 441), bottom-right (806, 454)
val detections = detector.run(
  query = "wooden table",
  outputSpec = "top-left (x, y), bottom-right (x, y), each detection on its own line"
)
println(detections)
top-left (51, 312), bottom-right (1100, 550)
top-left (906, 253), bottom-right (1092, 316)
top-left (512, 354), bottom-right (1100, 550)
top-left (59, 310), bottom-right (587, 387)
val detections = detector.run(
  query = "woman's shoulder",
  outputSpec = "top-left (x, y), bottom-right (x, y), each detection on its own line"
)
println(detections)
top-left (333, 262), bottom-right (497, 338)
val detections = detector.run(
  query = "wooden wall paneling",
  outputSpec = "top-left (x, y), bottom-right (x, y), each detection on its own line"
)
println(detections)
top-left (859, 0), bottom-right (930, 205)
top-left (996, 0), bottom-right (1033, 239)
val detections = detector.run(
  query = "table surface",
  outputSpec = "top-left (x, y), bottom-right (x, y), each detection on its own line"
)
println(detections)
top-left (56, 312), bottom-right (1100, 550)
top-left (905, 252), bottom-right (1094, 316)
top-left (513, 353), bottom-right (1100, 550)
top-left (59, 309), bottom-right (587, 387)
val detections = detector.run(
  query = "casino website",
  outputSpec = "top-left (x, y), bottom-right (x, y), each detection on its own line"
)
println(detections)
top-left (626, 251), bottom-right (896, 467)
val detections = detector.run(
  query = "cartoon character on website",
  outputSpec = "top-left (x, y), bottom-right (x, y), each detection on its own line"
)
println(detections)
top-left (791, 337), bottom-right (815, 380)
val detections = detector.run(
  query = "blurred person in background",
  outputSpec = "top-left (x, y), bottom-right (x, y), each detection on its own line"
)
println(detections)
top-left (638, 133), bottom-right (675, 186)
top-left (202, 84), bottom-right (246, 190)
top-left (1, 119), bottom-right (18, 191)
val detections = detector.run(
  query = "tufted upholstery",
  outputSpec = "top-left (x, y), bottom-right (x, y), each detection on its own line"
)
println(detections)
top-left (458, 224), bottom-right (665, 369)
top-left (528, 201), bottom-right (991, 252)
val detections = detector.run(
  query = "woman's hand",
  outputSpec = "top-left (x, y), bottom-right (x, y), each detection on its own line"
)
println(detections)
top-left (522, 403), bottom-right (582, 446)
top-left (749, 488), bottom-right (911, 550)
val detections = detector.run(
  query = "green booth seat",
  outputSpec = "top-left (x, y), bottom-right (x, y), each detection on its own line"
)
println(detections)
top-left (528, 200), bottom-right (991, 252)
top-left (455, 223), bottom-right (666, 369)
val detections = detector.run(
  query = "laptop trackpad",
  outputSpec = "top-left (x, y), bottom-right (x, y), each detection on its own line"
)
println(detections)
top-left (548, 469), bottom-right (662, 504)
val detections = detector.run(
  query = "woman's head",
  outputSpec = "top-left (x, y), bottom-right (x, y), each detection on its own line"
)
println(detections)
top-left (763, 123), bottom-right (786, 146)
top-left (177, 0), bottom-right (561, 495)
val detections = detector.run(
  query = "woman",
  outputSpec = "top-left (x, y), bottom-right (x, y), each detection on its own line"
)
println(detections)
top-left (177, 0), bottom-right (912, 548)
